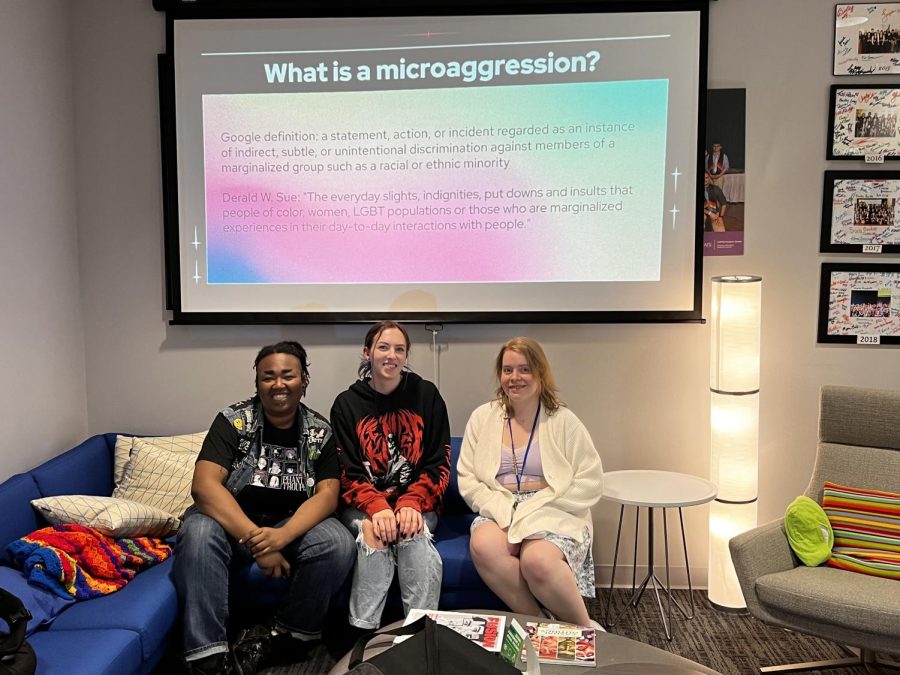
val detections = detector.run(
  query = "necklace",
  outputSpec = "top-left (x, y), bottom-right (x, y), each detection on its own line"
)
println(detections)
top-left (508, 403), bottom-right (540, 496)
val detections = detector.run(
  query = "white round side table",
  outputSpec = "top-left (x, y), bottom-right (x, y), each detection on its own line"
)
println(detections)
top-left (601, 469), bottom-right (717, 640)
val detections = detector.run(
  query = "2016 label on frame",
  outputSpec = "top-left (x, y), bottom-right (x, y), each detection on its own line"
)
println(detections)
top-left (827, 85), bottom-right (900, 161)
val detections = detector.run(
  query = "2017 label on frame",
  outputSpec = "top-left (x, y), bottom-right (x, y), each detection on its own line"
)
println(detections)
top-left (820, 171), bottom-right (900, 253)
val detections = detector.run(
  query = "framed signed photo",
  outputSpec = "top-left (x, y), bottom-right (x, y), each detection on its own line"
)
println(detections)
top-left (821, 170), bottom-right (900, 253)
top-left (834, 3), bottom-right (900, 75)
top-left (828, 85), bottom-right (900, 160)
top-left (818, 263), bottom-right (900, 344)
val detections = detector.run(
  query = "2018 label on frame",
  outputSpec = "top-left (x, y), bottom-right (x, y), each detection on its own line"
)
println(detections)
top-left (818, 263), bottom-right (900, 345)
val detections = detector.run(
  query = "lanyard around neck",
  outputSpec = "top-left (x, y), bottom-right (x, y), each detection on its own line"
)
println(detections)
top-left (508, 403), bottom-right (540, 494)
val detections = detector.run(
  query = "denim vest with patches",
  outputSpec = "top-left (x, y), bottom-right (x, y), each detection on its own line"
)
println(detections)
top-left (221, 397), bottom-right (332, 498)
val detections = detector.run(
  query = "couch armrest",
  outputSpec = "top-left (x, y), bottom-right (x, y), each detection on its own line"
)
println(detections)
top-left (729, 518), bottom-right (798, 620)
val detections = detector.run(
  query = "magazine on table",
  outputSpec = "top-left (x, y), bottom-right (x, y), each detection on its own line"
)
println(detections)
top-left (520, 621), bottom-right (596, 667)
top-left (398, 609), bottom-right (507, 653)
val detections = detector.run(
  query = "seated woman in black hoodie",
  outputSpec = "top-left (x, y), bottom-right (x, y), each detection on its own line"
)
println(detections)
top-left (331, 321), bottom-right (451, 629)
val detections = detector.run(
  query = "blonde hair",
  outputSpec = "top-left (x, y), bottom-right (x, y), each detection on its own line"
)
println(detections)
top-left (494, 337), bottom-right (562, 416)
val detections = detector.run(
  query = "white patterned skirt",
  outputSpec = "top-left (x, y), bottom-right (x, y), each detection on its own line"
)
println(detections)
top-left (470, 489), bottom-right (596, 597)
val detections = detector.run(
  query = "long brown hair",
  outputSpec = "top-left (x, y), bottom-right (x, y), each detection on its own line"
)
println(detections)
top-left (494, 337), bottom-right (562, 416)
top-left (358, 320), bottom-right (412, 379)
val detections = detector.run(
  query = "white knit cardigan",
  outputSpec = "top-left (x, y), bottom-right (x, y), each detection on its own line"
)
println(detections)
top-left (457, 401), bottom-right (604, 543)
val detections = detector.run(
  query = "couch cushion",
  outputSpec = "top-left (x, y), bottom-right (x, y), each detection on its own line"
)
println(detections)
top-left (29, 627), bottom-right (142, 675)
top-left (0, 565), bottom-right (74, 636)
top-left (0, 474), bottom-right (44, 560)
top-left (31, 435), bottom-right (115, 498)
top-left (444, 437), bottom-right (471, 516)
top-left (30, 495), bottom-right (179, 538)
top-left (435, 513), bottom-right (479, 588)
top-left (433, 512), bottom-right (504, 609)
top-left (756, 564), bottom-right (900, 637)
top-left (49, 557), bottom-right (177, 662)
top-left (823, 480), bottom-right (900, 580)
top-left (232, 562), bottom-right (290, 609)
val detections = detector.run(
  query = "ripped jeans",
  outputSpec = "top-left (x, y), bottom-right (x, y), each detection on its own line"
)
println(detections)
top-left (340, 507), bottom-right (442, 629)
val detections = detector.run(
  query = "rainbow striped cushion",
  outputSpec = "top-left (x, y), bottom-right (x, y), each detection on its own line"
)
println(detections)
top-left (822, 480), bottom-right (900, 580)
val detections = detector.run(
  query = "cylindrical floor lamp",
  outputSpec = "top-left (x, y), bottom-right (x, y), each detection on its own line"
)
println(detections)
top-left (708, 275), bottom-right (761, 611)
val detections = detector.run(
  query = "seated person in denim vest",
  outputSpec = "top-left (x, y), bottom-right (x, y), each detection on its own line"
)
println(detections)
top-left (331, 321), bottom-right (451, 629)
top-left (174, 341), bottom-right (355, 675)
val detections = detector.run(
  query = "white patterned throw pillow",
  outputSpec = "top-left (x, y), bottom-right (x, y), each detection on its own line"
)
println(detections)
top-left (31, 495), bottom-right (179, 537)
top-left (113, 433), bottom-right (205, 518)
top-left (114, 433), bottom-right (206, 489)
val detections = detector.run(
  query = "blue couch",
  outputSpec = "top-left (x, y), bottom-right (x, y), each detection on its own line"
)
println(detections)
top-left (0, 434), bottom-right (500, 674)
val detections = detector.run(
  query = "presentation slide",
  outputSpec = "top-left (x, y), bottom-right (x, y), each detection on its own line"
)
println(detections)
top-left (169, 9), bottom-right (703, 318)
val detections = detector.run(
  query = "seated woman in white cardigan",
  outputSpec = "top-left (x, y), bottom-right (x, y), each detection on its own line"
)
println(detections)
top-left (457, 337), bottom-right (604, 626)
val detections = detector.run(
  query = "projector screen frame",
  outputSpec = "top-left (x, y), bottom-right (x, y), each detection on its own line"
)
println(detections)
top-left (157, 0), bottom-right (709, 325)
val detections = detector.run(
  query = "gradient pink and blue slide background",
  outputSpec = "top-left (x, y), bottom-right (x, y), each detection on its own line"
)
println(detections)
top-left (203, 79), bottom-right (668, 285)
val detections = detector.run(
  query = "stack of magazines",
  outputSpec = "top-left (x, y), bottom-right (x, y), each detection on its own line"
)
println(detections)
top-left (400, 610), bottom-right (597, 669)
top-left (401, 609), bottom-right (506, 653)
top-left (521, 621), bottom-right (596, 667)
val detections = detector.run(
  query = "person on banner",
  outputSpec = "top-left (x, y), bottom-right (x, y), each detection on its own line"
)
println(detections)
top-left (457, 337), bottom-right (604, 627)
top-left (174, 341), bottom-right (355, 675)
top-left (704, 171), bottom-right (728, 232)
top-left (705, 141), bottom-right (730, 184)
top-left (331, 320), bottom-right (451, 630)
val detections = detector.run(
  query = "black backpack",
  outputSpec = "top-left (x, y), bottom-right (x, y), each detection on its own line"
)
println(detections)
top-left (0, 588), bottom-right (35, 675)
top-left (345, 616), bottom-right (521, 675)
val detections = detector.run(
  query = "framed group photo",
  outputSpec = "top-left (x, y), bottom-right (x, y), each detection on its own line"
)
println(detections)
top-left (818, 262), bottom-right (900, 344)
top-left (833, 3), bottom-right (900, 75)
top-left (821, 171), bottom-right (900, 253)
top-left (828, 84), bottom-right (900, 159)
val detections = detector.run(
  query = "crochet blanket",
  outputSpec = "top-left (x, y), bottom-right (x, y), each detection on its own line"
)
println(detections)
top-left (6, 523), bottom-right (172, 600)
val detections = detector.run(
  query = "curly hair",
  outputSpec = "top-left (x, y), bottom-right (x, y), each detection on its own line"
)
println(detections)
top-left (253, 341), bottom-right (310, 394)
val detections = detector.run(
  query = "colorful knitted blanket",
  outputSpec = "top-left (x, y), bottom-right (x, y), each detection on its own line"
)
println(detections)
top-left (6, 523), bottom-right (173, 600)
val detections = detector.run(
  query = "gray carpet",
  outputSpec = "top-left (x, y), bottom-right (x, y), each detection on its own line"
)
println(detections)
top-left (259, 589), bottom-right (889, 675)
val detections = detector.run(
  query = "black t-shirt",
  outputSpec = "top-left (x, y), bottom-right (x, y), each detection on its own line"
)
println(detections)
top-left (199, 412), bottom-right (340, 525)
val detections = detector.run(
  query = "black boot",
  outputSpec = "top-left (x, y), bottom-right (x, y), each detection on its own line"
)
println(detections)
top-left (185, 651), bottom-right (232, 675)
top-left (232, 624), bottom-right (317, 675)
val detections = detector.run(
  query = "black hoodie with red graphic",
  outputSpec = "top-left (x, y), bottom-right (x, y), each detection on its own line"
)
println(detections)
top-left (331, 371), bottom-right (451, 517)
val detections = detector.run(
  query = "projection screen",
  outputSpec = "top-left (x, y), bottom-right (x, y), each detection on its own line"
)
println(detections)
top-left (159, 2), bottom-right (707, 323)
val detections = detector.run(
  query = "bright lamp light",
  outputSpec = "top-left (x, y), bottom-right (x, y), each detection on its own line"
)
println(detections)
top-left (708, 275), bottom-right (761, 611)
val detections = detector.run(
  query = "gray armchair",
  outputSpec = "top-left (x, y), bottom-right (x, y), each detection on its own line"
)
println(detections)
top-left (729, 385), bottom-right (900, 673)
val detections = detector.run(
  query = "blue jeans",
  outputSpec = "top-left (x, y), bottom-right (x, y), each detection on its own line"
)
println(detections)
top-left (173, 508), bottom-right (355, 661)
top-left (340, 507), bottom-right (442, 629)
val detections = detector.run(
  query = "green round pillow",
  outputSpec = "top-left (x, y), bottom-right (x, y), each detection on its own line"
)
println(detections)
top-left (784, 495), bottom-right (833, 566)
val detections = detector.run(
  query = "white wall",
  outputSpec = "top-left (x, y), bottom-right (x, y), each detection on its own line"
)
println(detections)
top-left (9, 0), bottom-right (900, 586)
top-left (0, 2), bottom-right (88, 476)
